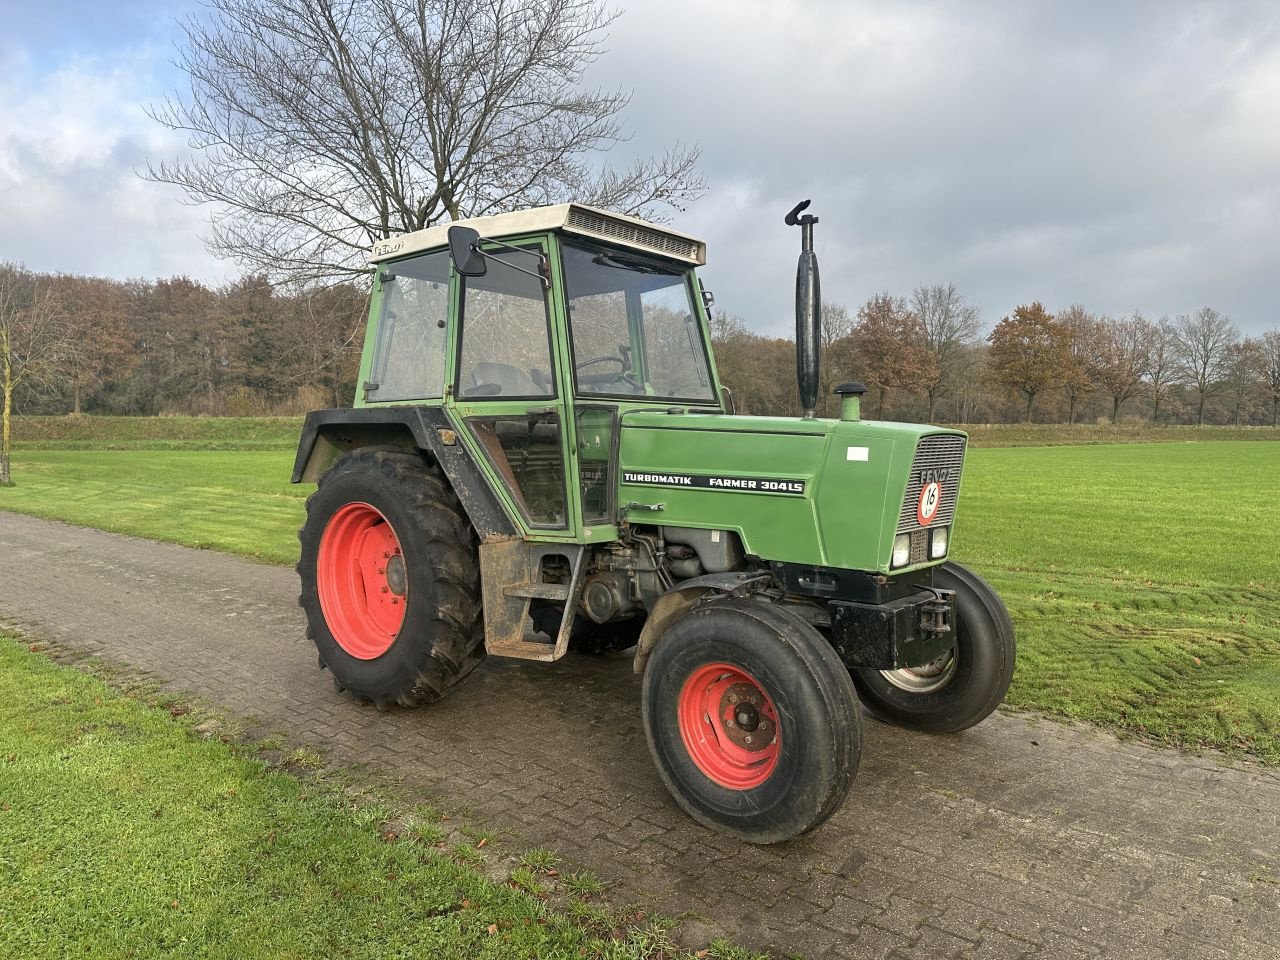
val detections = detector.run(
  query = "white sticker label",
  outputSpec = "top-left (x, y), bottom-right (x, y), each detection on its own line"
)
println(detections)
top-left (846, 446), bottom-right (870, 462)
top-left (711, 530), bottom-right (721, 543)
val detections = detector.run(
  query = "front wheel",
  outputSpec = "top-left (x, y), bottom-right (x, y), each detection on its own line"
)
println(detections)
top-left (642, 599), bottom-right (862, 844)
top-left (851, 561), bottom-right (1015, 733)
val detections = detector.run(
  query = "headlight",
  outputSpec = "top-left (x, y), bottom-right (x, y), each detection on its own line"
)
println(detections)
top-left (892, 533), bottom-right (910, 568)
top-left (930, 526), bottom-right (949, 559)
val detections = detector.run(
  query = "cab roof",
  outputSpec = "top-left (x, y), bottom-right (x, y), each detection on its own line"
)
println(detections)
top-left (368, 203), bottom-right (706, 267)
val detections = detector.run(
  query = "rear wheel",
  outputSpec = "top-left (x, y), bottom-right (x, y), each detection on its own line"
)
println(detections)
top-left (851, 561), bottom-right (1014, 733)
top-left (642, 599), bottom-right (861, 844)
top-left (297, 449), bottom-right (485, 708)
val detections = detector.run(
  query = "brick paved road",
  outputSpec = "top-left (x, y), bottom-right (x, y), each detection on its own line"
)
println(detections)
top-left (2, 511), bottom-right (1277, 959)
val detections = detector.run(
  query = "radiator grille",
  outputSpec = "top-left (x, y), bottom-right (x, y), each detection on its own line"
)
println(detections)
top-left (565, 208), bottom-right (704, 263)
top-left (897, 434), bottom-right (967, 535)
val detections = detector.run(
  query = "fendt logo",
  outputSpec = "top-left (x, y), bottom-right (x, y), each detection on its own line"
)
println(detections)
top-left (918, 467), bottom-right (954, 485)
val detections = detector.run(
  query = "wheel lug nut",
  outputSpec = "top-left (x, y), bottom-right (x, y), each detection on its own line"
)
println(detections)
top-left (726, 719), bottom-right (736, 728)
top-left (744, 735), bottom-right (753, 744)
top-left (728, 693), bottom-right (739, 704)
top-left (759, 720), bottom-right (769, 730)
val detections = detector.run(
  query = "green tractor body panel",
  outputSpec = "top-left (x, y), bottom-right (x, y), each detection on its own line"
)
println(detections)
top-left (617, 412), bottom-right (965, 574)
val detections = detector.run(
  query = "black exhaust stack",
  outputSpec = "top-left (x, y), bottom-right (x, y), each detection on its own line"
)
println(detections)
top-left (786, 199), bottom-right (821, 418)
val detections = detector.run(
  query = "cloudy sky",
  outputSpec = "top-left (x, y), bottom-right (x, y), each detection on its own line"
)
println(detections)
top-left (2, 0), bottom-right (1277, 335)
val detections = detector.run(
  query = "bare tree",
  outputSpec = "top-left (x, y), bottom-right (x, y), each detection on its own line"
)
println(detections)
top-left (1145, 316), bottom-right (1176, 423)
top-left (147, 0), bottom-right (705, 284)
top-left (1, 265), bottom-right (72, 485)
top-left (1093, 313), bottom-right (1152, 422)
top-left (1057, 304), bottom-right (1098, 425)
top-left (819, 301), bottom-right (856, 417)
top-left (1173, 307), bottom-right (1238, 425)
top-left (911, 283), bottom-right (980, 421)
top-left (1222, 338), bottom-right (1265, 426)
top-left (1262, 329), bottom-right (1280, 427)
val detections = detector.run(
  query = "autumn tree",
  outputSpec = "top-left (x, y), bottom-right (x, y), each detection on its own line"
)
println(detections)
top-left (1173, 306), bottom-right (1238, 425)
top-left (709, 312), bottom-right (799, 416)
top-left (50, 274), bottom-right (135, 414)
top-left (986, 302), bottom-right (1070, 423)
top-left (1056, 304), bottom-right (1099, 425)
top-left (1093, 313), bottom-right (1152, 422)
top-left (853, 293), bottom-right (936, 420)
top-left (912, 283), bottom-right (980, 421)
top-left (0, 265), bottom-right (72, 485)
top-left (1262, 329), bottom-right (1280, 427)
top-left (147, 0), bottom-right (704, 284)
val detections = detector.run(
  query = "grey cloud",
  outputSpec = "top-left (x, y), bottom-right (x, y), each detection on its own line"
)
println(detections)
top-left (591, 0), bottom-right (1280, 334)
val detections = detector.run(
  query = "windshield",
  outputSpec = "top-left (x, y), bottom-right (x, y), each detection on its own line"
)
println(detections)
top-left (561, 240), bottom-right (716, 402)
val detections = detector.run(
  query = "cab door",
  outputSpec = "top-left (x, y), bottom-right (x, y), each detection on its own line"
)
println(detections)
top-left (448, 235), bottom-right (578, 538)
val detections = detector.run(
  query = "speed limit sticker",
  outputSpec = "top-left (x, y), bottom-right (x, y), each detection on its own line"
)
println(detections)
top-left (917, 482), bottom-right (941, 526)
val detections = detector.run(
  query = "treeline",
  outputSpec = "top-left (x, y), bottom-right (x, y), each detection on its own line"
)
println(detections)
top-left (712, 286), bottom-right (1280, 426)
top-left (1, 264), bottom-right (366, 418)
top-left (4, 262), bottom-right (1279, 427)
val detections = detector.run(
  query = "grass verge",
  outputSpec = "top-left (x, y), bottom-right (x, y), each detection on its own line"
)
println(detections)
top-left (0, 635), bottom-right (758, 960)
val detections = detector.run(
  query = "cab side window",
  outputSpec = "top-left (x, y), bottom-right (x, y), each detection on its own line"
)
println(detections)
top-left (456, 245), bottom-right (555, 398)
top-left (368, 252), bottom-right (450, 400)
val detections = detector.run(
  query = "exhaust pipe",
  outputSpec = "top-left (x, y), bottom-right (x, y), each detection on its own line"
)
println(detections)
top-left (786, 200), bottom-right (821, 418)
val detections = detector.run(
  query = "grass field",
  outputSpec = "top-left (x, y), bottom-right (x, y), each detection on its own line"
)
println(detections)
top-left (1, 433), bottom-right (1276, 762)
top-left (0, 636), bottom-right (744, 960)
top-left (955, 443), bottom-right (1279, 762)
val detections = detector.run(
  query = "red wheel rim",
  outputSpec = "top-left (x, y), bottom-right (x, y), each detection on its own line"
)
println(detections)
top-left (677, 663), bottom-right (781, 790)
top-left (317, 502), bottom-right (406, 660)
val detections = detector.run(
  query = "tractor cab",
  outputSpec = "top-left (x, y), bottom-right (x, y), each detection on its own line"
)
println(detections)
top-left (356, 204), bottom-right (722, 540)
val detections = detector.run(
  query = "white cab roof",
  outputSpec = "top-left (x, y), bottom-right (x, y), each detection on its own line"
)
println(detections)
top-left (368, 203), bottom-right (706, 266)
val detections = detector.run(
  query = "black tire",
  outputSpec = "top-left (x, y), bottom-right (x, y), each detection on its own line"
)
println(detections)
top-left (297, 449), bottom-right (485, 708)
top-left (642, 598), bottom-right (862, 844)
top-left (851, 561), bottom-right (1015, 733)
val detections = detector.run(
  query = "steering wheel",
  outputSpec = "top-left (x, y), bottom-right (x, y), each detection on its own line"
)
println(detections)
top-left (576, 355), bottom-right (634, 386)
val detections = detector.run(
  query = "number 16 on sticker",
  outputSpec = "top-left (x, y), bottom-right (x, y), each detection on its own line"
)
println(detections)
top-left (917, 482), bottom-right (941, 526)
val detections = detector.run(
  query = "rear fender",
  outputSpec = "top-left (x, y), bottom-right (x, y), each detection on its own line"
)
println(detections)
top-left (292, 407), bottom-right (517, 541)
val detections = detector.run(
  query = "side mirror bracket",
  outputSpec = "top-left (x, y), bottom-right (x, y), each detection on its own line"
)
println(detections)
top-left (447, 224), bottom-right (550, 289)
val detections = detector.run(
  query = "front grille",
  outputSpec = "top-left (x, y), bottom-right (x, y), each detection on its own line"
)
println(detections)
top-left (565, 207), bottom-right (704, 263)
top-left (897, 434), bottom-right (966, 534)
top-left (909, 530), bottom-right (928, 564)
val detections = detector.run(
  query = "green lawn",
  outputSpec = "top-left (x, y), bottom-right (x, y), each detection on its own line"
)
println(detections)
top-left (0, 450), bottom-right (305, 563)
top-left (1, 438), bottom-right (1277, 761)
top-left (0, 636), bottom-right (746, 960)
top-left (956, 442), bottom-right (1279, 761)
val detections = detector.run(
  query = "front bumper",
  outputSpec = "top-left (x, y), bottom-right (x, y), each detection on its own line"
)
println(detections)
top-left (828, 589), bottom-right (955, 670)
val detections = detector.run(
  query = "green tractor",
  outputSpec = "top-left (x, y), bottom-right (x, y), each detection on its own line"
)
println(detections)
top-left (291, 200), bottom-right (1014, 844)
